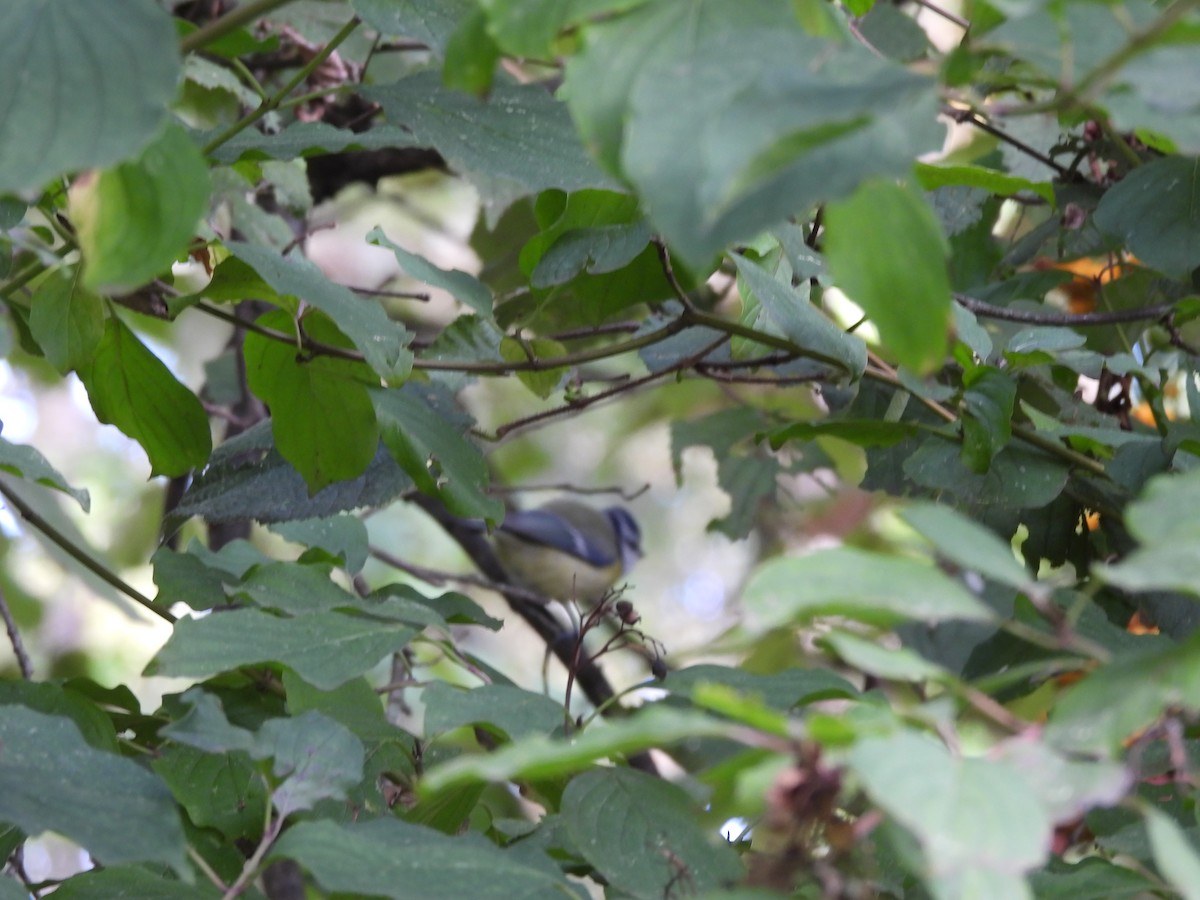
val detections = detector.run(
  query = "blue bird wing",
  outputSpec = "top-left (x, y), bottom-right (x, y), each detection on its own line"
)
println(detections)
top-left (498, 510), bottom-right (618, 567)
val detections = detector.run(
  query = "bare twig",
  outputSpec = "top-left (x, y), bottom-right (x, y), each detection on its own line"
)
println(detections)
top-left (0, 479), bottom-right (175, 624)
top-left (955, 292), bottom-right (1176, 325)
top-left (0, 582), bottom-right (33, 679)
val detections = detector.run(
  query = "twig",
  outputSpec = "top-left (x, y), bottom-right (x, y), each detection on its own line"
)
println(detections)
top-left (0, 582), bottom-right (33, 679)
top-left (909, 0), bottom-right (970, 30)
top-left (955, 292), bottom-right (1176, 325)
top-left (0, 479), bottom-right (175, 624)
top-left (491, 334), bottom-right (728, 439)
top-left (654, 239), bottom-right (698, 312)
top-left (221, 812), bottom-right (282, 899)
top-left (489, 482), bottom-right (650, 500)
top-left (944, 106), bottom-right (1075, 179)
top-left (202, 17), bottom-right (362, 156)
top-left (368, 544), bottom-right (555, 606)
top-left (181, 0), bottom-right (295, 54)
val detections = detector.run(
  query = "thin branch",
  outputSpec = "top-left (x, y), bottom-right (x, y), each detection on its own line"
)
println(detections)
top-left (202, 17), bottom-right (362, 156)
top-left (181, 0), bottom-right (296, 54)
top-left (491, 334), bottom-right (728, 439)
top-left (0, 479), bottom-right (176, 624)
top-left (955, 292), bottom-right (1176, 325)
top-left (368, 544), bottom-right (556, 606)
top-left (908, 0), bottom-right (970, 30)
top-left (221, 813), bottom-right (283, 900)
top-left (0, 582), bottom-right (32, 679)
top-left (489, 482), bottom-right (650, 501)
top-left (943, 106), bottom-right (1075, 179)
top-left (349, 285), bottom-right (430, 302)
top-left (654, 239), bottom-right (698, 313)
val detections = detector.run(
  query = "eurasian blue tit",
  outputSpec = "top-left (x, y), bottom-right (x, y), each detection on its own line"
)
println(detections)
top-left (493, 500), bottom-right (642, 604)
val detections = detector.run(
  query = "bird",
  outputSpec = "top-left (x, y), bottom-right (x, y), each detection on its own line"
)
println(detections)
top-left (491, 499), bottom-right (642, 605)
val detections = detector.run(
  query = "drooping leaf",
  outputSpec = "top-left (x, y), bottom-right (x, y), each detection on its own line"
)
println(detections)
top-left (0, 435), bottom-right (90, 510)
top-left (76, 317), bottom-right (211, 477)
top-left (71, 123), bottom-right (210, 292)
top-left (733, 254), bottom-right (867, 378)
top-left (27, 268), bottom-right (104, 374)
top-left (0, 708), bottom-right (186, 872)
top-left (0, 0), bottom-right (179, 194)
top-left (1145, 806), bottom-right (1200, 900)
top-left (244, 309), bottom-right (380, 493)
top-left (368, 227), bottom-right (494, 317)
top-left (373, 386), bottom-right (503, 521)
top-left (824, 179), bottom-right (951, 374)
top-left (442, 5), bottom-right (502, 95)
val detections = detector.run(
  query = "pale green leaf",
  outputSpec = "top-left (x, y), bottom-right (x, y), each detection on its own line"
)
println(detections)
top-left (72, 123), bottom-right (210, 292)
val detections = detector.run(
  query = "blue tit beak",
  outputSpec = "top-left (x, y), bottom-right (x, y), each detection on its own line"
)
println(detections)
top-left (493, 500), bottom-right (642, 604)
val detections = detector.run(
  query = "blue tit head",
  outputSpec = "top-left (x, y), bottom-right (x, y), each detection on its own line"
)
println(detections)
top-left (493, 500), bottom-right (642, 604)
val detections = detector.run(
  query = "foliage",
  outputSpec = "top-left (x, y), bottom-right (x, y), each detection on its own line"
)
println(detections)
top-left (3, 0), bottom-right (1200, 897)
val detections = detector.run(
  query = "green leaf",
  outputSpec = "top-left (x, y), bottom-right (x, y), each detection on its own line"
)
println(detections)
top-left (960, 367), bottom-right (1017, 472)
top-left (27, 268), bottom-right (104, 373)
top-left (271, 818), bottom-right (584, 898)
top-left (1145, 806), bottom-right (1200, 900)
top-left (234, 560), bottom-right (359, 614)
top-left (850, 731), bottom-right (1049, 897)
top-left (170, 421), bottom-right (413, 526)
top-left (822, 631), bottom-right (949, 681)
top-left (0, 708), bottom-right (186, 871)
top-left (904, 442), bottom-right (1069, 509)
top-left (76, 317), bottom-right (212, 477)
top-left (71, 123), bottom-right (210, 292)
top-left (0, 0), bottom-right (179, 193)
top-left (915, 163), bottom-right (1055, 204)
top-left (768, 419), bottom-right (920, 449)
top-left (733, 254), bottom-right (867, 378)
top-left (1093, 156), bottom-right (1200, 280)
top-left (901, 502), bottom-right (1033, 592)
top-left (442, 5), bottom-right (501, 95)
top-left (368, 227), bottom-right (494, 317)
top-left (0, 435), bottom-right (89, 510)
top-left (824, 179), bottom-right (951, 374)
top-left (422, 683), bottom-right (566, 740)
top-left (352, 0), bottom-right (473, 56)
top-left (255, 711), bottom-right (365, 816)
top-left (0, 681), bottom-right (118, 751)
top-left (741, 547), bottom-right (994, 633)
top-left (268, 515), bottom-right (370, 573)
top-left (499, 336), bottom-right (568, 398)
top-left (663, 664), bottom-right (857, 708)
top-left (422, 706), bottom-right (739, 793)
top-left (228, 242), bottom-right (413, 382)
top-left (364, 71), bottom-right (621, 222)
top-left (208, 121), bottom-right (421, 164)
top-left (153, 746), bottom-right (268, 841)
top-left (1095, 469), bottom-right (1200, 594)
top-left (1045, 631), bottom-right (1197, 755)
top-left (564, 0), bottom-right (940, 266)
top-left (49, 868), bottom-right (218, 900)
top-left (373, 387), bottom-right (503, 521)
top-left (244, 309), bottom-right (380, 493)
top-left (146, 608), bottom-right (417, 690)
top-left (1028, 857), bottom-right (1160, 899)
top-left (562, 769), bottom-right (745, 898)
